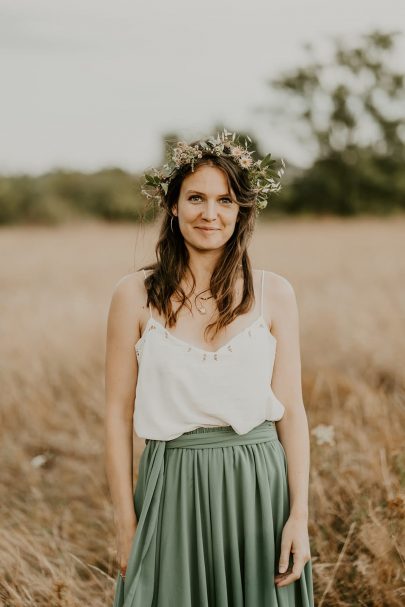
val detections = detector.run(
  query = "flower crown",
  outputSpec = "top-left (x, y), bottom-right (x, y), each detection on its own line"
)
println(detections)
top-left (141, 128), bottom-right (285, 214)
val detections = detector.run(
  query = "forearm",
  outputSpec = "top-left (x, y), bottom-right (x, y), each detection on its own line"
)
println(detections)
top-left (104, 410), bottom-right (136, 532)
top-left (276, 405), bottom-right (311, 520)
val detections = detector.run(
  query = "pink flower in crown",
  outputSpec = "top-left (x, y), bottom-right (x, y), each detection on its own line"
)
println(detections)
top-left (231, 145), bottom-right (246, 158)
top-left (172, 142), bottom-right (203, 168)
top-left (239, 155), bottom-right (253, 169)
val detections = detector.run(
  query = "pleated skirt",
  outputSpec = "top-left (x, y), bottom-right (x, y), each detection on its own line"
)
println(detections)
top-left (112, 420), bottom-right (314, 606)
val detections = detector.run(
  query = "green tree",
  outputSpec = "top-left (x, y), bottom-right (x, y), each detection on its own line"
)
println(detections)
top-left (259, 30), bottom-right (405, 215)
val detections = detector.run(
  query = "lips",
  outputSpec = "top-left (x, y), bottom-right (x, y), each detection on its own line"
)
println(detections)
top-left (195, 227), bottom-right (218, 231)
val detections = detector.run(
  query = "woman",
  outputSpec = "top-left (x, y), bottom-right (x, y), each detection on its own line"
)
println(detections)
top-left (105, 131), bottom-right (314, 606)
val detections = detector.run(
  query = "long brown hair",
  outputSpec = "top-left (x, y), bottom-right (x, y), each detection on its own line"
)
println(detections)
top-left (141, 141), bottom-right (259, 342)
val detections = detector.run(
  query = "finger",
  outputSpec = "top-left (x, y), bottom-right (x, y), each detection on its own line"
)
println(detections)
top-left (276, 558), bottom-right (304, 587)
top-left (276, 573), bottom-right (297, 587)
top-left (278, 538), bottom-right (292, 573)
top-left (275, 569), bottom-right (301, 587)
top-left (293, 554), bottom-right (305, 574)
top-left (274, 562), bottom-right (293, 580)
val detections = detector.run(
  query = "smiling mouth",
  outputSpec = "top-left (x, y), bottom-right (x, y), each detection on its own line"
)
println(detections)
top-left (195, 227), bottom-right (219, 231)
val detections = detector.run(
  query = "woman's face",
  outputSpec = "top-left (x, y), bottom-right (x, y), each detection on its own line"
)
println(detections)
top-left (173, 165), bottom-right (240, 252)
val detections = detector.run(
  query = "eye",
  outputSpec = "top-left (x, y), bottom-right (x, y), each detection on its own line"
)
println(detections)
top-left (188, 195), bottom-right (233, 204)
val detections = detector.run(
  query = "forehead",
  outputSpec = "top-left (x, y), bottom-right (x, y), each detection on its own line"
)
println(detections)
top-left (180, 165), bottom-right (233, 195)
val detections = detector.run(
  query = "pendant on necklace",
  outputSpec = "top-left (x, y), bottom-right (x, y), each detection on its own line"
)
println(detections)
top-left (195, 293), bottom-right (212, 315)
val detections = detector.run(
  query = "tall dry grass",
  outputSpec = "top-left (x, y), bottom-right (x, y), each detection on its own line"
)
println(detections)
top-left (0, 216), bottom-right (404, 606)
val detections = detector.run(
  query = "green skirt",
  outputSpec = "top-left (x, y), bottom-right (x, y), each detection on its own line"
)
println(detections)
top-left (112, 420), bottom-right (314, 606)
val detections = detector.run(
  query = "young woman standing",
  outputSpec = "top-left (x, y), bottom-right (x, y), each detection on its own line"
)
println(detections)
top-left (105, 131), bottom-right (314, 606)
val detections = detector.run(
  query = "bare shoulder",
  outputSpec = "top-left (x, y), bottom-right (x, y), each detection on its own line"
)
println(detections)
top-left (259, 269), bottom-right (298, 331)
top-left (107, 271), bottom-right (148, 341)
top-left (110, 271), bottom-right (145, 308)
top-left (264, 269), bottom-right (295, 299)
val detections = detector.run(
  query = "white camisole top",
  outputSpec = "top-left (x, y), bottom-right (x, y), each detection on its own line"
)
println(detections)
top-left (133, 269), bottom-right (285, 440)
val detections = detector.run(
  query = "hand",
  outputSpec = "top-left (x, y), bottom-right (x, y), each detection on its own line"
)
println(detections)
top-left (274, 515), bottom-right (311, 588)
top-left (116, 523), bottom-right (137, 581)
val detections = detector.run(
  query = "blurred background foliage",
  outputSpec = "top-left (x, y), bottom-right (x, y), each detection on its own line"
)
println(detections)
top-left (1, 29), bottom-right (403, 225)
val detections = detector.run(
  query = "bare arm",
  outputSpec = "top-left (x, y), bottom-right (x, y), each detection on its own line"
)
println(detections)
top-left (104, 274), bottom-right (141, 542)
top-left (268, 273), bottom-right (310, 520)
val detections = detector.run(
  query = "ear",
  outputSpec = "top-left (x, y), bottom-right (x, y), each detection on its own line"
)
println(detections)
top-left (172, 205), bottom-right (178, 217)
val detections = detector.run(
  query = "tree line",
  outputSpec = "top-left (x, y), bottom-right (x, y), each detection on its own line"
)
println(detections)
top-left (1, 29), bottom-right (403, 224)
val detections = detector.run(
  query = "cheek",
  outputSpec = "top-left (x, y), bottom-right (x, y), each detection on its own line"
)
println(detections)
top-left (224, 210), bottom-right (239, 228)
top-left (180, 206), bottom-right (200, 223)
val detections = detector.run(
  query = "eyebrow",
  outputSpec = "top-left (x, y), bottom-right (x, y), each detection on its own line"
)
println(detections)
top-left (185, 190), bottom-right (232, 197)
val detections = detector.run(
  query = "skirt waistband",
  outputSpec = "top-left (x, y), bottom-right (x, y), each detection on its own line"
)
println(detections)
top-left (146, 420), bottom-right (279, 450)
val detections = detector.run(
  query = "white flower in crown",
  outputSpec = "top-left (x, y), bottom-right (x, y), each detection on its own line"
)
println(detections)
top-left (239, 155), bottom-right (253, 169)
top-left (141, 129), bottom-right (285, 214)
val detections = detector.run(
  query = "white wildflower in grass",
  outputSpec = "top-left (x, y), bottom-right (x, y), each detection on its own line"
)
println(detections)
top-left (311, 424), bottom-right (335, 446)
top-left (353, 554), bottom-right (372, 576)
top-left (30, 454), bottom-right (48, 468)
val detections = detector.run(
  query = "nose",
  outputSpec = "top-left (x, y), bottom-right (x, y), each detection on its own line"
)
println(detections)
top-left (201, 199), bottom-right (218, 221)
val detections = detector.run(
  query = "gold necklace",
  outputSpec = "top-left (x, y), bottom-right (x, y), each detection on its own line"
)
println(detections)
top-left (194, 293), bottom-right (213, 315)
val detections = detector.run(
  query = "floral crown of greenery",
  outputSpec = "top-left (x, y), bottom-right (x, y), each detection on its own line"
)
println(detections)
top-left (141, 128), bottom-right (285, 214)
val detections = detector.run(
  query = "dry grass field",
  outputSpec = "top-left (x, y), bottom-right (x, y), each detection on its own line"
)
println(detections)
top-left (0, 216), bottom-right (404, 606)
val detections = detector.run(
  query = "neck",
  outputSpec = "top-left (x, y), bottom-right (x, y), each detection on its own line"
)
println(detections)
top-left (185, 252), bottom-right (219, 292)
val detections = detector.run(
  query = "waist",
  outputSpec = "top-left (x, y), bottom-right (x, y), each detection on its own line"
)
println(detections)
top-left (146, 420), bottom-right (278, 449)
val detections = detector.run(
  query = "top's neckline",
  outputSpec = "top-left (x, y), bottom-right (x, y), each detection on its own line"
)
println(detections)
top-left (135, 314), bottom-right (276, 356)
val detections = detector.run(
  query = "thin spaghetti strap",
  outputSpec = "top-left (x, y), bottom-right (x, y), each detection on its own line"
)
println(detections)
top-left (260, 269), bottom-right (265, 316)
top-left (142, 268), bottom-right (153, 319)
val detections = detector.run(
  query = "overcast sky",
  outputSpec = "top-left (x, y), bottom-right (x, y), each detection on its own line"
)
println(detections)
top-left (1, 0), bottom-right (404, 175)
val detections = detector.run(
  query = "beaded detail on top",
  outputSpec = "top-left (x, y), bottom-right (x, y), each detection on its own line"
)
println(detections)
top-left (135, 270), bottom-right (275, 363)
top-left (135, 314), bottom-right (274, 363)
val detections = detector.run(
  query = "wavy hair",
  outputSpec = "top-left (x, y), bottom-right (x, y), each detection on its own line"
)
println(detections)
top-left (141, 140), bottom-right (259, 342)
